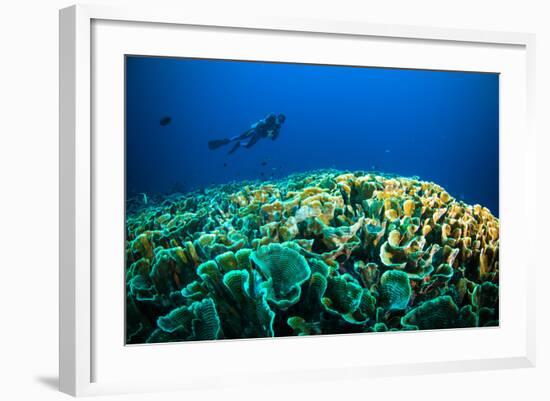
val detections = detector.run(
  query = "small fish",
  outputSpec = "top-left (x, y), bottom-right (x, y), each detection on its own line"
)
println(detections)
top-left (385, 149), bottom-right (391, 153)
top-left (260, 172), bottom-right (265, 176)
top-left (141, 193), bottom-right (148, 205)
top-left (261, 161), bottom-right (268, 166)
top-left (160, 116), bottom-right (172, 126)
top-left (223, 162), bottom-right (228, 167)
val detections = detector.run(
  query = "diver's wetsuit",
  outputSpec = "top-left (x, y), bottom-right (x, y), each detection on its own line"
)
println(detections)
top-left (208, 113), bottom-right (286, 154)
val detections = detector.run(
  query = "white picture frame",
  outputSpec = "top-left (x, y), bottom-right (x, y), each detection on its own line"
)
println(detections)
top-left (59, 3), bottom-right (536, 397)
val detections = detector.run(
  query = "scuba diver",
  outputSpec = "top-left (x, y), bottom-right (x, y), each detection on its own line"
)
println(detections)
top-left (208, 113), bottom-right (286, 154)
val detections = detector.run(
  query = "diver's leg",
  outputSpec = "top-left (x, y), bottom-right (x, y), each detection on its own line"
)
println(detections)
top-left (209, 128), bottom-right (253, 150)
top-left (208, 138), bottom-right (231, 150)
top-left (228, 141), bottom-right (241, 154)
top-left (234, 128), bottom-right (254, 141)
top-left (244, 133), bottom-right (262, 148)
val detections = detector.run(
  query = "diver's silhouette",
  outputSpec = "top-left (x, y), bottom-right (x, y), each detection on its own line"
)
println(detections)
top-left (208, 113), bottom-right (286, 154)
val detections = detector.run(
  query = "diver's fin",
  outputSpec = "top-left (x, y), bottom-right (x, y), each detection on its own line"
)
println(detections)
top-left (208, 138), bottom-right (231, 150)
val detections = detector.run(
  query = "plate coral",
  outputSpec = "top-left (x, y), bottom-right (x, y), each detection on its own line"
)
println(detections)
top-left (125, 170), bottom-right (499, 344)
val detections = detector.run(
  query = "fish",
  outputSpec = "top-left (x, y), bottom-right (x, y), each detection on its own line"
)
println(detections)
top-left (160, 116), bottom-right (172, 126)
top-left (261, 161), bottom-right (268, 166)
top-left (223, 162), bottom-right (228, 167)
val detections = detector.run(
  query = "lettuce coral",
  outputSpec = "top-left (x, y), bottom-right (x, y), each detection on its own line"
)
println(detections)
top-left (379, 270), bottom-right (411, 310)
top-left (250, 243), bottom-right (311, 308)
top-left (126, 169), bottom-right (499, 343)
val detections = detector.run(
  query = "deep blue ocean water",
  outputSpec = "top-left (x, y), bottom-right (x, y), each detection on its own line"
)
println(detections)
top-left (126, 56), bottom-right (499, 215)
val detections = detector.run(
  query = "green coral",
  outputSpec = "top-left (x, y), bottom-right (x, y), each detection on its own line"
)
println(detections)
top-left (319, 274), bottom-right (376, 326)
top-left (287, 316), bottom-right (321, 335)
top-left (401, 296), bottom-right (459, 330)
top-left (155, 297), bottom-right (221, 341)
top-left (251, 243), bottom-right (311, 308)
top-left (379, 270), bottom-right (411, 310)
top-left (322, 274), bottom-right (363, 316)
top-left (221, 269), bottom-right (276, 338)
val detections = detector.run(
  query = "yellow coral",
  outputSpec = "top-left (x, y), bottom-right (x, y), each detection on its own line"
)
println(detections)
top-left (403, 199), bottom-right (415, 217)
top-left (385, 209), bottom-right (399, 221)
top-left (440, 191), bottom-right (451, 203)
top-left (388, 230), bottom-right (401, 247)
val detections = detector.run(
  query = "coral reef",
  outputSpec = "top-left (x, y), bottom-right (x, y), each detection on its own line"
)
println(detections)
top-left (125, 169), bottom-right (499, 344)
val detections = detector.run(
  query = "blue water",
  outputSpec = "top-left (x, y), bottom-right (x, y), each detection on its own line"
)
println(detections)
top-left (126, 56), bottom-right (499, 215)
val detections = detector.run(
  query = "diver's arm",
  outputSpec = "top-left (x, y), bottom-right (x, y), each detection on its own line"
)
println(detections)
top-left (268, 123), bottom-right (282, 140)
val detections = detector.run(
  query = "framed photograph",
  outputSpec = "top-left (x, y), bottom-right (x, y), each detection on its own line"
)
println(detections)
top-left (59, 4), bottom-right (536, 396)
